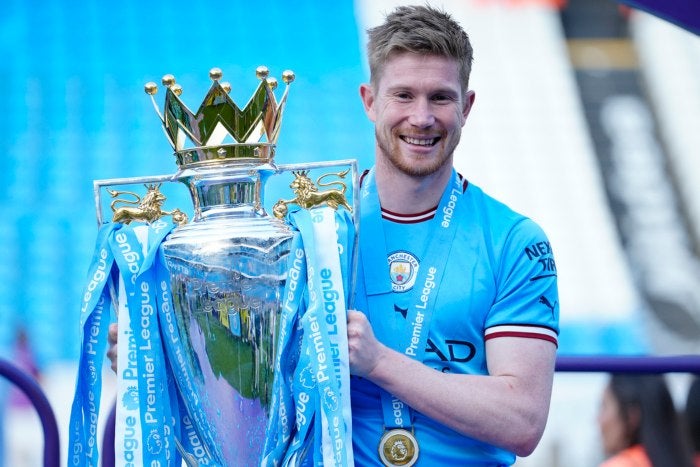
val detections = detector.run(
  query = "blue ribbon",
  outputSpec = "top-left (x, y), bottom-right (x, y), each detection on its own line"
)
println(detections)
top-left (68, 220), bottom-right (187, 467)
top-left (68, 223), bottom-right (119, 466)
top-left (360, 169), bottom-right (464, 432)
top-left (263, 207), bottom-right (355, 467)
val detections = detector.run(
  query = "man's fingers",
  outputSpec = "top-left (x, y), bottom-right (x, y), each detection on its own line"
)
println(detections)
top-left (108, 322), bottom-right (118, 344)
top-left (107, 322), bottom-right (118, 373)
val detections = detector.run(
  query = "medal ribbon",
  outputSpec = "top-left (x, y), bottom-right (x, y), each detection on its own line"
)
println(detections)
top-left (360, 169), bottom-right (464, 432)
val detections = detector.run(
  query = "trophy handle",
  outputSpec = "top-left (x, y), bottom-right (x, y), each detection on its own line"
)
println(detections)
top-left (274, 159), bottom-right (360, 309)
top-left (93, 173), bottom-right (180, 225)
top-left (92, 173), bottom-right (184, 316)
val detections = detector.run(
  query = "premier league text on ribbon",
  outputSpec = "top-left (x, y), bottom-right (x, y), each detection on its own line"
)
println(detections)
top-left (406, 266), bottom-right (437, 357)
top-left (312, 268), bottom-right (343, 385)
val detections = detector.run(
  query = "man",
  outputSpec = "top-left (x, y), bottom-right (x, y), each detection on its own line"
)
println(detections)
top-left (109, 5), bottom-right (559, 465)
top-left (345, 5), bottom-right (559, 465)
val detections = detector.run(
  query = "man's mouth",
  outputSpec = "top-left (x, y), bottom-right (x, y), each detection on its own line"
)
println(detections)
top-left (400, 135), bottom-right (440, 147)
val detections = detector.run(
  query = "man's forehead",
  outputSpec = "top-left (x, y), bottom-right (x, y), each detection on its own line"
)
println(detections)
top-left (377, 53), bottom-right (462, 91)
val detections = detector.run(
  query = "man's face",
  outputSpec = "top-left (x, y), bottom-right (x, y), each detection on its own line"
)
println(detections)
top-left (361, 52), bottom-right (474, 178)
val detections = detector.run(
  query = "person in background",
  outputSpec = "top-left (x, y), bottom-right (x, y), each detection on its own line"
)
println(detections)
top-left (598, 373), bottom-right (693, 467)
top-left (685, 376), bottom-right (700, 467)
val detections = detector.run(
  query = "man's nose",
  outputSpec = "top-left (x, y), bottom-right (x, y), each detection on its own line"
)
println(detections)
top-left (407, 98), bottom-right (435, 128)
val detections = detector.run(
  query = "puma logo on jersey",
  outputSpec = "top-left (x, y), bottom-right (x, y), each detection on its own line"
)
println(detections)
top-left (539, 295), bottom-right (557, 317)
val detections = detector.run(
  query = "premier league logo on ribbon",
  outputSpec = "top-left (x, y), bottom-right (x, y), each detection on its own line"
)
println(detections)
top-left (68, 67), bottom-right (358, 466)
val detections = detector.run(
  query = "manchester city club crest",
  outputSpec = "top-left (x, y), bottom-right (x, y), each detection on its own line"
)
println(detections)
top-left (388, 251), bottom-right (419, 292)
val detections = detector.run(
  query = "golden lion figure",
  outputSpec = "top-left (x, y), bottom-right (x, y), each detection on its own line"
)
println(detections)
top-left (273, 169), bottom-right (352, 219)
top-left (108, 183), bottom-right (188, 226)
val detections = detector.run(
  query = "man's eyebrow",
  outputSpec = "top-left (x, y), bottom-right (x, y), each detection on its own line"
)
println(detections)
top-left (384, 84), bottom-right (460, 96)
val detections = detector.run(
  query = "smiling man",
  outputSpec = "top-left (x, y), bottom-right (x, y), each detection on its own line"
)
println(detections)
top-left (347, 5), bottom-right (560, 466)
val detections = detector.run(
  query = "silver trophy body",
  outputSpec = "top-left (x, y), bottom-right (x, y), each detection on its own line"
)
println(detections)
top-left (163, 164), bottom-right (293, 464)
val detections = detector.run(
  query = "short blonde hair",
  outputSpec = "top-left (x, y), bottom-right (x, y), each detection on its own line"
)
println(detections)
top-left (366, 5), bottom-right (474, 92)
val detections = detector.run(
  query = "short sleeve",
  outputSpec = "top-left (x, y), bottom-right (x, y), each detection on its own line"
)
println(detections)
top-left (485, 218), bottom-right (559, 345)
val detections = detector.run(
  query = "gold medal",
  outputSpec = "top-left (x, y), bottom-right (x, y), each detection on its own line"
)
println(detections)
top-left (378, 428), bottom-right (419, 467)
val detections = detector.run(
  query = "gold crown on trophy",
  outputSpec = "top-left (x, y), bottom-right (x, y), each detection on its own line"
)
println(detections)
top-left (145, 66), bottom-right (294, 168)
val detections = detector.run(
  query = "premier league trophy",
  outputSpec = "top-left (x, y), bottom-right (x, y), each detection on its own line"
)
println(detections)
top-left (69, 67), bottom-right (357, 466)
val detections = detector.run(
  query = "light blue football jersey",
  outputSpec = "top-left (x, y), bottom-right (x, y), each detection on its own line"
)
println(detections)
top-left (351, 173), bottom-right (559, 466)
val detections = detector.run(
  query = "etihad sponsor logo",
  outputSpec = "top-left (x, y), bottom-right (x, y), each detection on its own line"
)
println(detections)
top-left (426, 339), bottom-right (476, 373)
top-left (388, 251), bottom-right (419, 292)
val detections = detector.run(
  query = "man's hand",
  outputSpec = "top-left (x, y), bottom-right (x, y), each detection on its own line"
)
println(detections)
top-left (347, 310), bottom-right (387, 378)
top-left (107, 322), bottom-right (118, 373)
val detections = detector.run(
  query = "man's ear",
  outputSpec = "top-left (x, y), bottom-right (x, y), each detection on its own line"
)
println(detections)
top-left (462, 90), bottom-right (476, 124)
top-left (359, 83), bottom-right (376, 122)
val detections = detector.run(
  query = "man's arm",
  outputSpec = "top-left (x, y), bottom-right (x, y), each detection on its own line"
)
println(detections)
top-left (347, 310), bottom-right (556, 457)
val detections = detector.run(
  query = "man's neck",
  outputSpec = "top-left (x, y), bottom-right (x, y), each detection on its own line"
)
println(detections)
top-left (374, 162), bottom-right (453, 214)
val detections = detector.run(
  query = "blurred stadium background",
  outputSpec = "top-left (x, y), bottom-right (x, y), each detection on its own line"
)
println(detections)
top-left (1, 0), bottom-right (699, 465)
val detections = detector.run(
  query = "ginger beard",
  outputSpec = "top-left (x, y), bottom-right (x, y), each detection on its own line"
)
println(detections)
top-left (375, 124), bottom-right (460, 178)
